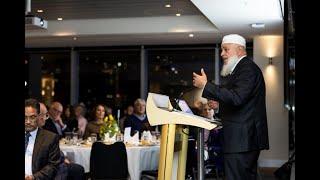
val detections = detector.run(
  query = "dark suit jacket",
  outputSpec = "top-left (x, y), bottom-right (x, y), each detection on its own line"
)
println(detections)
top-left (202, 56), bottom-right (269, 153)
top-left (43, 118), bottom-right (69, 138)
top-left (124, 114), bottom-right (155, 137)
top-left (32, 128), bottom-right (61, 180)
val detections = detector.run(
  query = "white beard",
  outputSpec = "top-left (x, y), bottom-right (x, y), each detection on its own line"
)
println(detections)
top-left (220, 55), bottom-right (239, 77)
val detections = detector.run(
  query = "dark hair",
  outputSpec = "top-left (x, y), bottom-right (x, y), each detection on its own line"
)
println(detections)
top-left (89, 104), bottom-right (107, 122)
top-left (25, 98), bottom-right (40, 114)
top-left (62, 104), bottom-right (75, 119)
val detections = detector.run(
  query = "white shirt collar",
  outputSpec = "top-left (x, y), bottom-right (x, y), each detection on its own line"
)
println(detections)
top-left (230, 55), bottom-right (246, 74)
top-left (134, 113), bottom-right (146, 121)
top-left (26, 127), bottom-right (38, 138)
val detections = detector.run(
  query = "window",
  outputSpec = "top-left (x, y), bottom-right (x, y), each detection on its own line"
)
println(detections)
top-left (41, 52), bottom-right (71, 106)
top-left (78, 50), bottom-right (140, 110)
top-left (148, 49), bottom-right (216, 98)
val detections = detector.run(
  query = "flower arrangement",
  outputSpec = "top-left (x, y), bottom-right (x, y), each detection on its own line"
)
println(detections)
top-left (99, 114), bottom-right (120, 139)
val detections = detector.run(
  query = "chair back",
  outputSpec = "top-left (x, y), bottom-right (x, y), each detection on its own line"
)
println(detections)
top-left (90, 141), bottom-right (128, 180)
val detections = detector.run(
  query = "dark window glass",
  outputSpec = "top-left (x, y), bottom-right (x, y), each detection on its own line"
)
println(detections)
top-left (79, 50), bottom-right (140, 110)
top-left (41, 52), bottom-right (71, 106)
top-left (148, 49), bottom-right (215, 98)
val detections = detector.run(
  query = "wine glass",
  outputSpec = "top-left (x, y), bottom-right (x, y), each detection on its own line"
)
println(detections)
top-left (65, 132), bottom-right (72, 145)
top-left (90, 133), bottom-right (97, 143)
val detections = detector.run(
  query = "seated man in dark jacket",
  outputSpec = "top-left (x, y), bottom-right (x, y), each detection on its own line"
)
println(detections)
top-left (39, 102), bottom-right (85, 180)
top-left (43, 101), bottom-right (70, 138)
top-left (25, 98), bottom-right (61, 180)
top-left (124, 98), bottom-right (155, 137)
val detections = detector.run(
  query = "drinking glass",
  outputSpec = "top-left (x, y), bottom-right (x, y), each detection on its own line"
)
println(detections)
top-left (65, 132), bottom-right (72, 145)
top-left (72, 132), bottom-right (78, 145)
top-left (90, 133), bottom-right (97, 143)
top-left (116, 132), bottom-right (123, 142)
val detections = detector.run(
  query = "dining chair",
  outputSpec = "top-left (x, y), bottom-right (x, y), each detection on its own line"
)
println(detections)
top-left (90, 141), bottom-right (128, 180)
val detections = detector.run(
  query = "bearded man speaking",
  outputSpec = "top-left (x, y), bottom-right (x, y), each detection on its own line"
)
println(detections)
top-left (192, 34), bottom-right (269, 180)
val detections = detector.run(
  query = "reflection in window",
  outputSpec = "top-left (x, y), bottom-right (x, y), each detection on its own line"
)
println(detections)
top-left (148, 49), bottom-right (215, 98)
top-left (41, 52), bottom-right (71, 106)
top-left (79, 51), bottom-right (140, 111)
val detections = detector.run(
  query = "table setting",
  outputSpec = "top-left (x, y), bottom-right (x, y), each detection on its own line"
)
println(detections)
top-left (59, 129), bottom-right (161, 180)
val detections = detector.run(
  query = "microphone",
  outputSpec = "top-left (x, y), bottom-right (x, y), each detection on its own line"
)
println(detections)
top-left (174, 87), bottom-right (196, 111)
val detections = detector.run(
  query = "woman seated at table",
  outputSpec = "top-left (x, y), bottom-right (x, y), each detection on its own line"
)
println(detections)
top-left (84, 104), bottom-right (107, 140)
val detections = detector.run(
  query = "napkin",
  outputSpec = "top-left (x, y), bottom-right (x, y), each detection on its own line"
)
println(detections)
top-left (142, 131), bottom-right (153, 141)
top-left (132, 131), bottom-right (140, 143)
top-left (124, 127), bottom-right (131, 143)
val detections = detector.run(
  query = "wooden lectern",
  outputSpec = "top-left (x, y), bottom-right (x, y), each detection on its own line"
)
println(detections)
top-left (146, 93), bottom-right (221, 180)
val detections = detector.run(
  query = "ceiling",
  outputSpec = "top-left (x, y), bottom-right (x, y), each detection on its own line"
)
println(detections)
top-left (30, 0), bottom-right (201, 20)
top-left (25, 0), bottom-right (284, 48)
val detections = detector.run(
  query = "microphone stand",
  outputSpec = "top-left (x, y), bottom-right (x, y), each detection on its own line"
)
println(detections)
top-left (197, 128), bottom-right (205, 180)
top-left (177, 88), bottom-right (206, 180)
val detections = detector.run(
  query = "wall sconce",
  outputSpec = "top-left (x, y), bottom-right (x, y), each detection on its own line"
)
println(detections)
top-left (268, 57), bottom-right (273, 65)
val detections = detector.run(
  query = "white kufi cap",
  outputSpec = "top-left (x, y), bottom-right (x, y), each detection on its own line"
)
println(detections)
top-left (222, 34), bottom-right (246, 47)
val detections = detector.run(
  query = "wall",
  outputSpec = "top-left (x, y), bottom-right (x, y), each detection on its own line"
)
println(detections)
top-left (254, 35), bottom-right (289, 167)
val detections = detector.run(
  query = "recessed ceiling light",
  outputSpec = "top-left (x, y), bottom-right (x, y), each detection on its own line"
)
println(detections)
top-left (251, 23), bottom-right (265, 29)
top-left (165, 4), bottom-right (171, 8)
top-left (37, 9), bottom-right (43, 13)
top-left (57, 17), bottom-right (63, 21)
top-left (189, 34), bottom-right (194, 37)
top-left (73, 37), bottom-right (77, 40)
top-left (176, 13), bottom-right (181, 16)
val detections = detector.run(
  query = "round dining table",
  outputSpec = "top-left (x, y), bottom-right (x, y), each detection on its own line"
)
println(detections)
top-left (60, 142), bottom-right (160, 180)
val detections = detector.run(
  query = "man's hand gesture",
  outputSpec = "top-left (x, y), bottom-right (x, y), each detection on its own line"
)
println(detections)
top-left (193, 68), bottom-right (208, 89)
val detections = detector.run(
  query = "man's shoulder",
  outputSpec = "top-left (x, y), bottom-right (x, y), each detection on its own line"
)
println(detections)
top-left (126, 114), bottom-right (135, 120)
top-left (44, 118), bottom-right (54, 125)
top-left (38, 128), bottom-right (59, 140)
top-left (237, 57), bottom-right (262, 73)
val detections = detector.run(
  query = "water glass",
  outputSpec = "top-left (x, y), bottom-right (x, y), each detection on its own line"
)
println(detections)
top-left (72, 132), bottom-right (78, 145)
top-left (90, 133), bottom-right (97, 143)
top-left (65, 132), bottom-right (72, 145)
top-left (116, 133), bottom-right (124, 142)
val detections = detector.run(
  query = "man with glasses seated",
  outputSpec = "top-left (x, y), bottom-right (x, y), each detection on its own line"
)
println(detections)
top-left (25, 98), bottom-right (61, 180)
top-left (39, 102), bottom-right (85, 180)
top-left (44, 101), bottom-right (70, 138)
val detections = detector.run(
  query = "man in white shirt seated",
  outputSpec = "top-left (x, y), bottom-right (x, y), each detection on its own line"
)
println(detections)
top-left (25, 98), bottom-right (61, 180)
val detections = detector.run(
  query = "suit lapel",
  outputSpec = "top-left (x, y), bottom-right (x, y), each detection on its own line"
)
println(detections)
top-left (32, 128), bottom-right (45, 172)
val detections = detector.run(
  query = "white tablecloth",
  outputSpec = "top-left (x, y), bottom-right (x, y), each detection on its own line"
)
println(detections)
top-left (60, 144), bottom-right (160, 180)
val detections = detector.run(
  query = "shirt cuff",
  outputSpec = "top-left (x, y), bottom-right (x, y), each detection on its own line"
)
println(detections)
top-left (61, 124), bottom-right (67, 131)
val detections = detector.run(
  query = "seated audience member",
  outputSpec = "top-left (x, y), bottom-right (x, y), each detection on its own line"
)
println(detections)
top-left (105, 106), bottom-right (113, 116)
top-left (61, 104), bottom-right (75, 126)
top-left (199, 101), bottom-right (224, 174)
top-left (124, 98), bottom-right (155, 136)
top-left (200, 100), bottom-right (220, 148)
top-left (199, 102), bottom-right (214, 148)
top-left (74, 104), bottom-right (88, 138)
top-left (119, 105), bottom-right (134, 133)
top-left (84, 104), bottom-right (107, 140)
top-left (39, 102), bottom-right (85, 180)
top-left (44, 101), bottom-right (69, 138)
top-left (25, 98), bottom-right (61, 180)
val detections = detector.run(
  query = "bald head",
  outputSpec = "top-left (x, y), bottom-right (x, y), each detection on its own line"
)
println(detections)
top-left (38, 103), bottom-right (48, 127)
top-left (49, 101), bottom-right (63, 121)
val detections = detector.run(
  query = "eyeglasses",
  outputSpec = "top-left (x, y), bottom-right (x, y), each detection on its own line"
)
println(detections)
top-left (52, 108), bottom-right (62, 114)
top-left (25, 115), bottom-right (38, 122)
